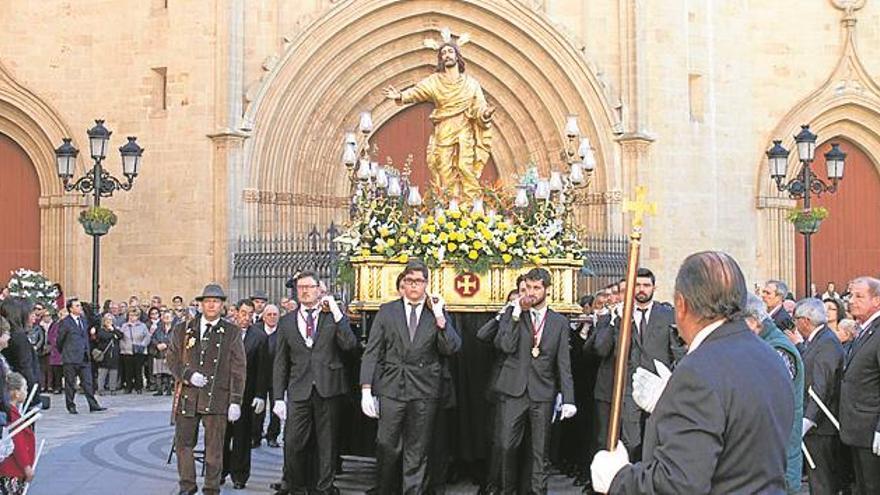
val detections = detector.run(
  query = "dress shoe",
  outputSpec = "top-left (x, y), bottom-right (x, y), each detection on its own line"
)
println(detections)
top-left (233, 481), bottom-right (246, 489)
top-left (267, 439), bottom-right (280, 448)
top-left (90, 406), bottom-right (107, 412)
top-left (67, 406), bottom-right (78, 414)
top-left (270, 481), bottom-right (287, 491)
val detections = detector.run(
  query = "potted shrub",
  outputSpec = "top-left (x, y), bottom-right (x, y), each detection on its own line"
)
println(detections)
top-left (787, 206), bottom-right (828, 235)
top-left (78, 206), bottom-right (118, 236)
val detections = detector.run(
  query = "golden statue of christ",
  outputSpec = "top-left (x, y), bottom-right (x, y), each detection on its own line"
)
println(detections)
top-left (383, 33), bottom-right (495, 201)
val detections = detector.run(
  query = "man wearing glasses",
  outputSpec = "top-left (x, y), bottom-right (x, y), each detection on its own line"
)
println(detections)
top-left (360, 260), bottom-right (462, 493)
top-left (272, 271), bottom-right (357, 494)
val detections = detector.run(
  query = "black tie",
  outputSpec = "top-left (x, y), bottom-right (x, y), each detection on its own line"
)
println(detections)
top-left (408, 303), bottom-right (419, 342)
top-left (637, 308), bottom-right (648, 335)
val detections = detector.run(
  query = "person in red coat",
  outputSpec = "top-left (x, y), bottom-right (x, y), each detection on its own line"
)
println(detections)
top-left (0, 372), bottom-right (36, 495)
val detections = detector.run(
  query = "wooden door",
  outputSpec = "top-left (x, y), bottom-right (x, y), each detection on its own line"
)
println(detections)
top-left (369, 102), bottom-right (498, 194)
top-left (795, 139), bottom-right (880, 295)
top-left (0, 133), bottom-right (41, 286)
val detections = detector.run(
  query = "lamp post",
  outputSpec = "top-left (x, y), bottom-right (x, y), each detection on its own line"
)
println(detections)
top-left (55, 119), bottom-right (144, 307)
top-left (767, 124), bottom-right (845, 296)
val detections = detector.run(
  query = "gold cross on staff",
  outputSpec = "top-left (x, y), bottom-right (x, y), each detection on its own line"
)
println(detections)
top-left (623, 186), bottom-right (657, 229)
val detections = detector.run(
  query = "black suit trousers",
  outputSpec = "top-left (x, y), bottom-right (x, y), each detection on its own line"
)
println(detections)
top-left (63, 362), bottom-right (99, 410)
top-left (805, 434), bottom-right (839, 495)
top-left (252, 390), bottom-right (282, 442)
top-left (285, 390), bottom-right (341, 493)
top-left (375, 396), bottom-right (438, 495)
top-left (595, 399), bottom-right (611, 453)
top-left (851, 446), bottom-right (880, 495)
top-left (223, 402), bottom-right (255, 483)
top-left (498, 394), bottom-right (553, 495)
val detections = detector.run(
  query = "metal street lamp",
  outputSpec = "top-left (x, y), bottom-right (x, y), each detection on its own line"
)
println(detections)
top-left (767, 124), bottom-right (845, 296)
top-left (54, 119), bottom-right (145, 308)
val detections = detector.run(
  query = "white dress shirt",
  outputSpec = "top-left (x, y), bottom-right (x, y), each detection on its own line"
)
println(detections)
top-left (405, 298), bottom-right (427, 328)
top-left (687, 318), bottom-right (726, 354)
top-left (200, 316), bottom-right (221, 339)
top-left (634, 301), bottom-right (654, 335)
top-left (531, 305), bottom-right (549, 345)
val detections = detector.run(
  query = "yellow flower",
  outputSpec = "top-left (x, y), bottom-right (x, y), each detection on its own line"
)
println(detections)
top-left (504, 233), bottom-right (517, 245)
top-left (397, 253), bottom-right (410, 263)
top-left (420, 234), bottom-right (432, 244)
top-left (498, 242), bottom-right (508, 252)
top-left (468, 250), bottom-right (479, 260)
top-left (407, 228), bottom-right (416, 237)
top-left (473, 240), bottom-right (484, 250)
top-left (460, 218), bottom-right (472, 228)
top-left (438, 232), bottom-right (449, 242)
top-left (447, 242), bottom-right (458, 252)
top-left (502, 253), bottom-right (513, 264)
top-left (386, 239), bottom-right (396, 248)
top-left (539, 246), bottom-right (550, 256)
top-left (466, 230), bottom-right (476, 239)
top-left (497, 221), bottom-right (509, 231)
top-left (526, 240), bottom-right (535, 249)
top-left (437, 215), bottom-right (446, 224)
top-left (378, 227), bottom-right (390, 238)
top-left (449, 210), bottom-right (462, 219)
top-left (359, 248), bottom-right (371, 257)
top-left (427, 224), bottom-right (437, 233)
top-left (373, 244), bottom-right (384, 253)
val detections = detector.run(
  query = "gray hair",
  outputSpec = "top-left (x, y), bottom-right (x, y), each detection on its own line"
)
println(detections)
top-left (743, 293), bottom-right (770, 322)
top-left (839, 319), bottom-right (858, 336)
top-left (674, 251), bottom-right (747, 321)
top-left (850, 276), bottom-right (880, 297)
top-left (794, 298), bottom-right (828, 326)
top-left (766, 279), bottom-right (789, 298)
top-left (263, 304), bottom-right (280, 314)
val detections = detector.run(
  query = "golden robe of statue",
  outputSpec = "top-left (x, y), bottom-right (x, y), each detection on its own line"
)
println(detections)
top-left (396, 72), bottom-right (493, 201)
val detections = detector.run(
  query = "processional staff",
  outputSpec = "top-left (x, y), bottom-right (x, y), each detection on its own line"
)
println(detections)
top-left (607, 186), bottom-right (657, 451)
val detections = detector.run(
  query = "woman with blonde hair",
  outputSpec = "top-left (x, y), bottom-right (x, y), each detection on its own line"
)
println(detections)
top-left (95, 313), bottom-right (122, 395)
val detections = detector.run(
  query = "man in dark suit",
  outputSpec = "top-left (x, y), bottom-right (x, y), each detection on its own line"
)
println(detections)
top-left (794, 297), bottom-right (844, 495)
top-left (56, 298), bottom-right (105, 414)
top-left (167, 284), bottom-right (246, 495)
top-left (273, 271), bottom-right (357, 494)
top-left (493, 267), bottom-right (576, 494)
top-left (222, 299), bottom-right (270, 489)
top-left (839, 276), bottom-right (880, 494)
top-left (763, 279), bottom-right (795, 332)
top-left (592, 251), bottom-right (795, 494)
top-left (584, 286), bottom-right (616, 458)
top-left (252, 304), bottom-right (282, 448)
top-left (595, 268), bottom-right (683, 459)
top-left (360, 260), bottom-right (461, 494)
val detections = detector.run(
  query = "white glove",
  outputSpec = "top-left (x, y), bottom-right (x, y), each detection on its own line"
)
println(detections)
top-left (431, 294), bottom-right (446, 319)
top-left (323, 295), bottom-right (344, 323)
top-left (802, 418), bottom-right (815, 438)
top-left (273, 400), bottom-right (286, 421)
top-left (561, 404), bottom-right (577, 420)
top-left (512, 297), bottom-right (523, 322)
top-left (227, 404), bottom-right (241, 422)
top-left (591, 440), bottom-right (630, 493)
top-left (361, 388), bottom-right (379, 419)
top-left (632, 359), bottom-right (672, 413)
top-left (189, 372), bottom-right (207, 388)
top-left (0, 434), bottom-right (13, 462)
top-left (873, 431), bottom-right (880, 456)
top-left (252, 397), bottom-right (266, 414)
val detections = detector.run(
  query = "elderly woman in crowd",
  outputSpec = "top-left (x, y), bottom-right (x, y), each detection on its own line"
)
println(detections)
top-left (149, 310), bottom-right (174, 396)
top-left (95, 313), bottom-right (123, 395)
top-left (119, 307), bottom-right (151, 394)
top-left (0, 299), bottom-right (39, 393)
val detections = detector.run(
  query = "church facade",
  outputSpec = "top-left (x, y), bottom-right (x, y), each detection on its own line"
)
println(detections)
top-left (2, 0), bottom-right (879, 301)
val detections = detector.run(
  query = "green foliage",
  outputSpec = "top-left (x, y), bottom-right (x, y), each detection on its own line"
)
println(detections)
top-left (78, 206), bottom-right (118, 226)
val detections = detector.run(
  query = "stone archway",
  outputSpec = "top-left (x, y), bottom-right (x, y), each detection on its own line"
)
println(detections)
top-left (0, 60), bottom-right (84, 292)
top-left (240, 0), bottom-right (622, 239)
top-left (756, 11), bottom-right (880, 286)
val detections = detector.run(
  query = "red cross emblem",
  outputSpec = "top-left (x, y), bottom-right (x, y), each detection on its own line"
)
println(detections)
top-left (454, 273), bottom-right (480, 297)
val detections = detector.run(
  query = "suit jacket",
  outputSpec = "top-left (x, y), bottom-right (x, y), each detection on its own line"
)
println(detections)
top-left (840, 315), bottom-right (880, 448)
top-left (476, 315), bottom-right (504, 402)
top-left (771, 305), bottom-right (795, 332)
top-left (273, 308), bottom-right (357, 401)
top-left (493, 306), bottom-right (575, 403)
top-left (610, 320), bottom-right (794, 494)
top-left (359, 298), bottom-right (461, 401)
top-left (241, 325), bottom-right (270, 403)
top-left (253, 322), bottom-right (280, 398)
top-left (802, 325), bottom-right (844, 436)
top-left (166, 317), bottom-right (246, 417)
top-left (56, 315), bottom-right (92, 365)
top-left (586, 313), bottom-right (615, 403)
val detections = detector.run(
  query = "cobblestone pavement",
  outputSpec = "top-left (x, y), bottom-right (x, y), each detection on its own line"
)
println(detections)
top-left (28, 393), bottom-right (584, 494)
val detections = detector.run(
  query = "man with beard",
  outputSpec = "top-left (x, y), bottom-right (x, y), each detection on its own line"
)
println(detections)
top-left (591, 268), bottom-right (683, 460)
top-left (383, 37), bottom-right (495, 201)
top-left (494, 268), bottom-right (576, 494)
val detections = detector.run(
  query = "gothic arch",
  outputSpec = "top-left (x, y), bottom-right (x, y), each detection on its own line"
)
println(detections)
top-left (755, 12), bottom-right (880, 285)
top-left (241, 0), bottom-right (622, 237)
top-left (0, 60), bottom-right (83, 290)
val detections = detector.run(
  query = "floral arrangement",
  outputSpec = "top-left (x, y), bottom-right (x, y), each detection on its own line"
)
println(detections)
top-left (335, 166), bottom-right (587, 274)
top-left (6, 268), bottom-right (60, 312)
top-left (78, 206), bottom-right (118, 227)
top-left (786, 206), bottom-right (829, 223)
